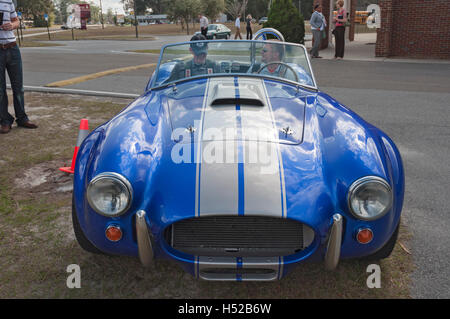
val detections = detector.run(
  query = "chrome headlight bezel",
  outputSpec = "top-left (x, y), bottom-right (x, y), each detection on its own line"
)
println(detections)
top-left (86, 172), bottom-right (133, 217)
top-left (347, 176), bottom-right (393, 221)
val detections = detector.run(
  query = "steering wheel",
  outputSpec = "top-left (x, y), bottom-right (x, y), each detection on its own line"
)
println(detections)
top-left (253, 28), bottom-right (285, 41)
top-left (256, 61), bottom-right (299, 82)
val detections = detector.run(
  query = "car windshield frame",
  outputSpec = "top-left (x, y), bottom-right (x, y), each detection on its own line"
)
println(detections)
top-left (150, 39), bottom-right (318, 91)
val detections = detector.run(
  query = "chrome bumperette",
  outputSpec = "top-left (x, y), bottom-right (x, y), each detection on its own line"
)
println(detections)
top-left (196, 256), bottom-right (282, 281)
top-left (324, 214), bottom-right (343, 270)
top-left (135, 210), bottom-right (154, 267)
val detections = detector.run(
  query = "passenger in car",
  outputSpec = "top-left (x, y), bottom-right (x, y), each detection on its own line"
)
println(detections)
top-left (168, 34), bottom-right (220, 82)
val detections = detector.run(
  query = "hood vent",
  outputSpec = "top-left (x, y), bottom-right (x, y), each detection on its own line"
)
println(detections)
top-left (210, 83), bottom-right (265, 107)
top-left (211, 98), bottom-right (264, 106)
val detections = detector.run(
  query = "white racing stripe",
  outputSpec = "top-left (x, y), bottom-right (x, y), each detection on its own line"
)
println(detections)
top-left (261, 79), bottom-right (287, 218)
top-left (238, 78), bottom-right (285, 217)
top-left (195, 77), bottom-right (287, 218)
top-left (196, 78), bottom-right (239, 216)
top-left (193, 77), bottom-right (288, 280)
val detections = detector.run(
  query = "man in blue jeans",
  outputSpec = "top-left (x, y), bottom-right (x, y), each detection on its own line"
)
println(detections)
top-left (0, 0), bottom-right (37, 134)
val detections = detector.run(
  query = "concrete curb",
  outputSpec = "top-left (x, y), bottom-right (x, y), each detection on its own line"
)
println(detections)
top-left (8, 85), bottom-right (139, 99)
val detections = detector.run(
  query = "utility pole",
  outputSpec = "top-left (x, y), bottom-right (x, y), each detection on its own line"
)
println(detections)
top-left (134, 0), bottom-right (138, 38)
top-left (44, 14), bottom-right (50, 40)
top-left (99, 0), bottom-right (104, 29)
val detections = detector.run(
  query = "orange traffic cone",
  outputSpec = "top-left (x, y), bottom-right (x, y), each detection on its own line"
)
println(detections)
top-left (60, 119), bottom-right (89, 174)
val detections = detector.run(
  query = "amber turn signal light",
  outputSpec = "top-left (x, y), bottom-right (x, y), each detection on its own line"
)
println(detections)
top-left (105, 225), bottom-right (123, 242)
top-left (356, 228), bottom-right (373, 244)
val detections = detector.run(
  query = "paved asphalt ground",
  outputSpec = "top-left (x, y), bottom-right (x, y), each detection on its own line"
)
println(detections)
top-left (16, 34), bottom-right (450, 298)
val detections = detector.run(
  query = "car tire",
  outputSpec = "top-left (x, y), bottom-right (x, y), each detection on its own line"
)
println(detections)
top-left (72, 195), bottom-right (104, 254)
top-left (361, 222), bottom-right (400, 260)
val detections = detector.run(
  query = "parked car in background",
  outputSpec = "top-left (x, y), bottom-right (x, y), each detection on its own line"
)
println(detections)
top-left (259, 17), bottom-right (268, 24)
top-left (194, 23), bottom-right (231, 39)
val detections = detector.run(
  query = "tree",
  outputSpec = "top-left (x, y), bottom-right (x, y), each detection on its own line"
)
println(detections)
top-left (296, 0), bottom-right (314, 20)
top-left (17, 0), bottom-right (55, 26)
top-left (120, 0), bottom-right (149, 15)
top-left (120, 0), bottom-right (171, 15)
top-left (264, 0), bottom-right (305, 44)
top-left (87, 2), bottom-right (102, 24)
top-left (147, 0), bottom-right (170, 14)
top-left (204, 0), bottom-right (225, 22)
top-left (246, 0), bottom-right (270, 19)
top-left (53, 0), bottom-right (81, 25)
top-left (225, 0), bottom-right (247, 20)
top-left (105, 8), bottom-right (115, 24)
top-left (166, 0), bottom-right (201, 35)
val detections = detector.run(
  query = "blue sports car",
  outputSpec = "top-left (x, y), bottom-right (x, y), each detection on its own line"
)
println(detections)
top-left (72, 29), bottom-right (404, 281)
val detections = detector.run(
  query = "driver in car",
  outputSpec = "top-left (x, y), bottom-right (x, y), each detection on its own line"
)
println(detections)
top-left (168, 34), bottom-right (220, 82)
top-left (257, 41), bottom-right (297, 81)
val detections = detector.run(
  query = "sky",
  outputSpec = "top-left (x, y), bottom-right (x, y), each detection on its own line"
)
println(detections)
top-left (96, 0), bottom-right (125, 15)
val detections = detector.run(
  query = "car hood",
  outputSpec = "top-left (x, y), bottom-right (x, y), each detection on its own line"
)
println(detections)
top-left (81, 78), bottom-right (389, 235)
top-left (161, 77), bottom-right (306, 145)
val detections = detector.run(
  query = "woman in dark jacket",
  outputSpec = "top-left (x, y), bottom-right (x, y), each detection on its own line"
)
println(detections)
top-left (246, 14), bottom-right (253, 40)
top-left (333, 0), bottom-right (347, 59)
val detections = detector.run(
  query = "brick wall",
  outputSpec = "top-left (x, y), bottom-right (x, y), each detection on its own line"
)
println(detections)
top-left (376, 0), bottom-right (450, 59)
top-left (320, 0), bottom-right (330, 49)
top-left (349, 0), bottom-right (357, 41)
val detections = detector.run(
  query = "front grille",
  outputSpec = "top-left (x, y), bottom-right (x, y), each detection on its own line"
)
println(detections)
top-left (165, 216), bottom-right (314, 257)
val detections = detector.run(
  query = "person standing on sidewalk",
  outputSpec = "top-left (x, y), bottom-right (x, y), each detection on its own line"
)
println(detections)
top-left (234, 14), bottom-right (242, 39)
top-left (0, 0), bottom-right (37, 134)
top-left (310, 4), bottom-right (326, 59)
top-left (198, 14), bottom-right (209, 38)
top-left (333, 0), bottom-right (347, 60)
top-left (246, 14), bottom-right (253, 40)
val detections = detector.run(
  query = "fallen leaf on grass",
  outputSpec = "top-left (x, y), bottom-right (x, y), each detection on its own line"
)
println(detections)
top-left (399, 242), bottom-right (411, 255)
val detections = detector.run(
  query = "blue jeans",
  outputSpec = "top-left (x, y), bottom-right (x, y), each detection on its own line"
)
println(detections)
top-left (311, 30), bottom-right (322, 57)
top-left (0, 44), bottom-right (28, 126)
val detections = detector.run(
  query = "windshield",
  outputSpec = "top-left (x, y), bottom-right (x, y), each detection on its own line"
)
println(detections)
top-left (151, 40), bottom-right (316, 89)
top-left (207, 25), bottom-right (217, 30)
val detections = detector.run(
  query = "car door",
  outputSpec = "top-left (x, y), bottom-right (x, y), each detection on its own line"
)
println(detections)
top-left (216, 25), bottom-right (222, 38)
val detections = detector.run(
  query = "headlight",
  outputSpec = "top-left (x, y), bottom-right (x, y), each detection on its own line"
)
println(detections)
top-left (87, 172), bottom-right (133, 217)
top-left (347, 176), bottom-right (392, 221)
